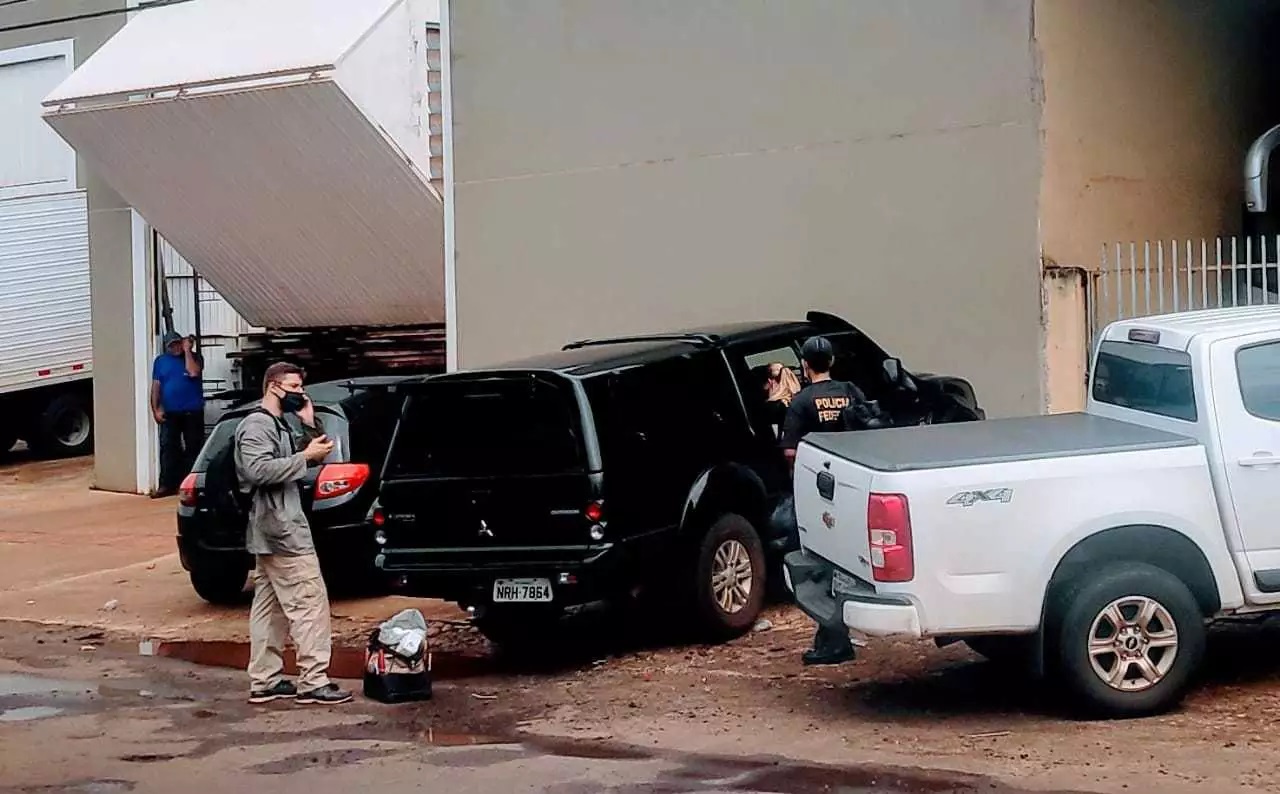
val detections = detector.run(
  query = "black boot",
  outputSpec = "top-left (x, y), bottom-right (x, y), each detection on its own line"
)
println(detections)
top-left (802, 625), bottom-right (855, 666)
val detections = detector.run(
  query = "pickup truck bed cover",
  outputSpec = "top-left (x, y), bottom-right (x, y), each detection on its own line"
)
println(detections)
top-left (804, 412), bottom-right (1196, 472)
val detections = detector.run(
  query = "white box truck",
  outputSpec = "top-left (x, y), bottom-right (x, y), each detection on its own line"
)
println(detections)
top-left (0, 40), bottom-right (94, 458)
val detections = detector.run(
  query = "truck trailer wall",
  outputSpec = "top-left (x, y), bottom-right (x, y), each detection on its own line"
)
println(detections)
top-left (446, 0), bottom-right (1044, 417)
top-left (0, 0), bottom-right (141, 489)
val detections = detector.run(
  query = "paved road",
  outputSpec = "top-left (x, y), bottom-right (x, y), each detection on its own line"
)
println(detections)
top-left (0, 629), bottom-right (1081, 794)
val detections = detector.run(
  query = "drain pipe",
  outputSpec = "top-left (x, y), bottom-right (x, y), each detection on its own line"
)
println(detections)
top-left (1245, 123), bottom-right (1280, 213)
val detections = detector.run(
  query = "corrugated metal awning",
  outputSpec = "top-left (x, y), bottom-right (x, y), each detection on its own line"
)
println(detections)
top-left (42, 0), bottom-right (443, 329)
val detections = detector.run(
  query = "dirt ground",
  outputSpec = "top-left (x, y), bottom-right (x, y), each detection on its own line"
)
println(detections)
top-left (5, 456), bottom-right (1280, 792)
top-left (0, 456), bottom-right (467, 643)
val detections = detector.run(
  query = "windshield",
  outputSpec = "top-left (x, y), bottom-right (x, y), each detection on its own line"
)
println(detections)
top-left (386, 374), bottom-right (587, 478)
top-left (1092, 341), bottom-right (1197, 422)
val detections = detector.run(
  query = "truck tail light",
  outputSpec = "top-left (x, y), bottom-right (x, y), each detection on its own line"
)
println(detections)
top-left (178, 473), bottom-right (198, 507)
top-left (314, 463), bottom-right (370, 502)
top-left (867, 492), bottom-right (913, 582)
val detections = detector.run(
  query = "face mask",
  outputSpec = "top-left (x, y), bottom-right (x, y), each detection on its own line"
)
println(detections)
top-left (278, 390), bottom-right (308, 414)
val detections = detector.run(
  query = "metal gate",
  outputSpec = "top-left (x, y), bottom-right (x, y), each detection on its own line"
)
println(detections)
top-left (1087, 236), bottom-right (1280, 355)
top-left (154, 231), bottom-right (259, 394)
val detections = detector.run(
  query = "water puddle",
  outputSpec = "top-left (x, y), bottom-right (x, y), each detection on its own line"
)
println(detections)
top-left (0, 705), bottom-right (65, 722)
top-left (140, 640), bottom-right (495, 680)
top-left (420, 728), bottom-right (509, 747)
top-left (0, 673), bottom-right (96, 724)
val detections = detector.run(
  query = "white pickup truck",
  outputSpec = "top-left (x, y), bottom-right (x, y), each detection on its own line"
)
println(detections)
top-left (783, 306), bottom-right (1280, 718)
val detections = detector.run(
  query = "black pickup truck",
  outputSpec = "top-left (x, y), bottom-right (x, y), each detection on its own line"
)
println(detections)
top-left (370, 312), bottom-right (982, 645)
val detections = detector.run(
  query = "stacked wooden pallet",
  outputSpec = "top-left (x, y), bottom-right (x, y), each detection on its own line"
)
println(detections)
top-left (228, 325), bottom-right (446, 389)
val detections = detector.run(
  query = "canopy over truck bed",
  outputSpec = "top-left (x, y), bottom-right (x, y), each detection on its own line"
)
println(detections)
top-left (42, 0), bottom-right (443, 329)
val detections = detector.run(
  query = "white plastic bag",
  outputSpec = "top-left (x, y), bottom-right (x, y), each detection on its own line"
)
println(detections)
top-left (377, 608), bottom-right (428, 659)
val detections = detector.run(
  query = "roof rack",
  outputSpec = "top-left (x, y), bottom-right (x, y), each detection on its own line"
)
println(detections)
top-left (562, 332), bottom-right (719, 351)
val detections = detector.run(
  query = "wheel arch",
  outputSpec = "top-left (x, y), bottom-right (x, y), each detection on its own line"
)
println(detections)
top-left (679, 463), bottom-right (770, 539)
top-left (1016, 524), bottom-right (1220, 680)
top-left (1044, 524), bottom-right (1222, 618)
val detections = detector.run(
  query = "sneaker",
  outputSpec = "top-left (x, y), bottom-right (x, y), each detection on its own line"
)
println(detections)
top-left (296, 684), bottom-right (353, 705)
top-left (802, 644), bottom-right (856, 666)
top-left (248, 680), bottom-right (297, 704)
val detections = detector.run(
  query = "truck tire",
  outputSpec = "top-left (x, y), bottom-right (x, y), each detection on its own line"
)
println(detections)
top-left (1050, 562), bottom-right (1205, 718)
top-left (29, 392), bottom-right (93, 458)
top-left (690, 513), bottom-right (766, 642)
top-left (188, 558), bottom-right (252, 606)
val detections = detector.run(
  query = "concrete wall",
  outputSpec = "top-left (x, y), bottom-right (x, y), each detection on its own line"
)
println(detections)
top-left (446, 0), bottom-right (1046, 417)
top-left (1036, 0), bottom-right (1276, 411)
top-left (0, 0), bottom-right (140, 491)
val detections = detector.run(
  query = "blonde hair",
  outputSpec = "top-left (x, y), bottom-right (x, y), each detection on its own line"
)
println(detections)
top-left (765, 363), bottom-right (802, 405)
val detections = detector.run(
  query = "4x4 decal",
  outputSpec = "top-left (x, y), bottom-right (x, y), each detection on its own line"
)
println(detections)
top-left (946, 488), bottom-right (1013, 508)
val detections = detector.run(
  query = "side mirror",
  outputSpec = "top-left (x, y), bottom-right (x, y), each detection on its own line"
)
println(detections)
top-left (883, 358), bottom-right (904, 385)
top-left (883, 358), bottom-right (917, 393)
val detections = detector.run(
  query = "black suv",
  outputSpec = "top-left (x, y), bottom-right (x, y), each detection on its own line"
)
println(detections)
top-left (177, 376), bottom-right (415, 604)
top-left (371, 313), bottom-right (982, 644)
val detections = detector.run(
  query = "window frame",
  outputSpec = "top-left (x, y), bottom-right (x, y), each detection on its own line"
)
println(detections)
top-left (1235, 339), bottom-right (1280, 423)
top-left (1091, 340), bottom-right (1198, 423)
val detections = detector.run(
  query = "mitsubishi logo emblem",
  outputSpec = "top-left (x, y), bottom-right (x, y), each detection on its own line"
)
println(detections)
top-left (478, 519), bottom-right (493, 538)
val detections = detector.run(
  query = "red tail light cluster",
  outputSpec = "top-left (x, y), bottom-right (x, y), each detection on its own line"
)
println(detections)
top-left (584, 500), bottom-right (604, 523)
top-left (314, 463), bottom-right (371, 502)
top-left (178, 473), bottom-right (198, 507)
top-left (867, 493), bottom-right (913, 582)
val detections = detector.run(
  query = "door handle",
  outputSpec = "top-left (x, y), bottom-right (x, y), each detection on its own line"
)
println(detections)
top-left (1239, 455), bottom-right (1280, 467)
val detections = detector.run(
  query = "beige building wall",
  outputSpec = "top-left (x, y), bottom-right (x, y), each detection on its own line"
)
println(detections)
top-left (0, 0), bottom-right (141, 491)
top-left (1036, 0), bottom-right (1273, 411)
top-left (447, 0), bottom-right (1046, 418)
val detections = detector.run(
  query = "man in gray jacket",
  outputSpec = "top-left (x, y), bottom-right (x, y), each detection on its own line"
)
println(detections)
top-left (235, 361), bottom-right (350, 705)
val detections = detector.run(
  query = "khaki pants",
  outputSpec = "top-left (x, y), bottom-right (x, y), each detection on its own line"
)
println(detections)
top-left (248, 552), bottom-right (333, 693)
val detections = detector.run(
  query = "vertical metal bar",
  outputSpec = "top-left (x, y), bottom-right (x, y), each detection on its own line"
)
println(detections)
top-left (1232, 237), bottom-right (1239, 307)
top-left (1143, 241), bottom-right (1152, 316)
top-left (1201, 239), bottom-right (1209, 311)
top-left (1264, 236), bottom-right (1271, 305)
top-left (1171, 241), bottom-right (1180, 312)
top-left (1099, 244), bottom-right (1109, 334)
top-left (1216, 237), bottom-right (1224, 308)
top-left (1157, 240), bottom-right (1165, 313)
top-left (1129, 242), bottom-right (1138, 318)
top-left (1086, 269), bottom-right (1096, 363)
top-left (1185, 239), bottom-right (1194, 311)
top-left (192, 269), bottom-right (202, 345)
top-left (1247, 236), bottom-right (1255, 306)
top-left (1115, 242), bottom-right (1123, 319)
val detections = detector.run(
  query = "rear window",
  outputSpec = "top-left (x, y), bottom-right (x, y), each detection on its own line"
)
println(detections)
top-left (192, 417), bottom-right (239, 472)
top-left (386, 375), bottom-right (587, 478)
top-left (1092, 341), bottom-right (1197, 422)
top-left (193, 408), bottom-right (349, 472)
top-left (337, 389), bottom-right (406, 467)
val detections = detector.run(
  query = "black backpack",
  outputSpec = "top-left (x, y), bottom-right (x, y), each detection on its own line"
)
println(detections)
top-left (841, 396), bottom-right (889, 432)
top-left (203, 409), bottom-right (286, 525)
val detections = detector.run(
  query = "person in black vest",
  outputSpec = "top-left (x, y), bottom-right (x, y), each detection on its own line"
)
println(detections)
top-left (779, 336), bottom-right (862, 666)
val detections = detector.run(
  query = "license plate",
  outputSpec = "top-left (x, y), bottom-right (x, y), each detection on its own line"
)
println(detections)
top-left (492, 578), bottom-right (553, 603)
top-left (831, 569), bottom-right (860, 597)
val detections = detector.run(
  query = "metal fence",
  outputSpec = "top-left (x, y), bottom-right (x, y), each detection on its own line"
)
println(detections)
top-left (1087, 236), bottom-right (1280, 353)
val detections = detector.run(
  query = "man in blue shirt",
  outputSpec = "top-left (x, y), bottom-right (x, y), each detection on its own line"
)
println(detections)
top-left (152, 331), bottom-right (205, 497)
